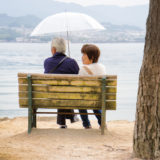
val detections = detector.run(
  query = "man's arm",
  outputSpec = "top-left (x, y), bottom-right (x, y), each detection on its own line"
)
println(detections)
top-left (69, 59), bottom-right (79, 74)
top-left (44, 58), bottom-right (50, 73)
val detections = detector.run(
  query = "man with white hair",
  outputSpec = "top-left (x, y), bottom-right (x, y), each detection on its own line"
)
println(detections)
top-left (44, 37), bottom-right (79, 128)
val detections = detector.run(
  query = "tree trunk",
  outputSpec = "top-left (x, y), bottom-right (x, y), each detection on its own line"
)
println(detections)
top-left (133, 0), bottom-right (160, 159)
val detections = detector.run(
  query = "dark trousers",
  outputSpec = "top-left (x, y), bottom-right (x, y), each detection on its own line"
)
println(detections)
top-left (57, 109), bottom-right (75, 125)
top-left (79, 109), bottom-right (101, 127)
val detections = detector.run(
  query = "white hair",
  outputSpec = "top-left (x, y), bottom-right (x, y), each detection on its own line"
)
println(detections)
top-left (51, 37), bottom-right (66, 54)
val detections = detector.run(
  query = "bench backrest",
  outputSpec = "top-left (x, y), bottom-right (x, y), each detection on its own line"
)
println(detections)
top-left (18, 73), bottom-right (117, 110)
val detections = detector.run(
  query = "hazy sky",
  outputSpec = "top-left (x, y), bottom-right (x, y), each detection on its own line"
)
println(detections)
top-left (54, 0), bottom-right (149, 7)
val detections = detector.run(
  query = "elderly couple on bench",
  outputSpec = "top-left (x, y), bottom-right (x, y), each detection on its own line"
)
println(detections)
top-left (44, 37), bottom-right (106, 129)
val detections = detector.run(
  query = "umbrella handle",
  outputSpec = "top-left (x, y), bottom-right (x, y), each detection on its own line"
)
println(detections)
top-left (67, 30), bottom-right (70, 57)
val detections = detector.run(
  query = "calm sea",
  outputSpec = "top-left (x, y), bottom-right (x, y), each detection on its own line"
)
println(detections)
top-left (0, 42), bottom-right (144, 121)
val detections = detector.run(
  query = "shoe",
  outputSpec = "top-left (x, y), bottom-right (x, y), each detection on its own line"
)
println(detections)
top-left (71, 116), bottom-right (79, 123)
top-left (84, 125), bottom-right (92, 129)
top-left (60, 125), bottom-right (67, 129)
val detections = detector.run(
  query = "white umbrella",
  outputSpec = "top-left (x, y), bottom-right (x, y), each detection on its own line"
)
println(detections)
top-left (31, 12), bottom-right (105, 56)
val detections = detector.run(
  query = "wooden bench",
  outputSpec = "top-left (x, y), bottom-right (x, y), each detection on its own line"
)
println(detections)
top-left (18, 73), bottom-right (117, 135)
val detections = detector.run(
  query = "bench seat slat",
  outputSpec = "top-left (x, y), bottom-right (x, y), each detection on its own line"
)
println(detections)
top-left (18, 85), bottom-right (117, 93)
top-left (18, 73), bottom-right (117, 80)
top-left (19, 98), bottom-right (116, 110)
top-left (18, 79), bottom-right (117, 87)
top-left (19, 85), bottom-right (102, 92)
top-left (18, 78), bottom-right (101, 86)
top-left (19, 92), bottom-right (116, 100)
top-left (20, 106), bottom-right (116, 110)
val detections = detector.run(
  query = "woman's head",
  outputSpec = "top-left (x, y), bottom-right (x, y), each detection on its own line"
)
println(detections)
top-left (81, 44), bottom-right (100, 64)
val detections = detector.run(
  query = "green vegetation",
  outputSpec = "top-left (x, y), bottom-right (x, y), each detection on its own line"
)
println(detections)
top-left (0, 14), bottom-right (40, 28)
top-left (0, 28), bottom-right (21, 41)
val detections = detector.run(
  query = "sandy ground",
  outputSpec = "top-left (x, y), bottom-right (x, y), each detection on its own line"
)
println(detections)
top-left (0, 117), bottom-right (141, 160)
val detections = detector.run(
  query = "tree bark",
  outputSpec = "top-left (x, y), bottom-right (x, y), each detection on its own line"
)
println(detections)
top-left (133, 0), bottom-right (160, 159)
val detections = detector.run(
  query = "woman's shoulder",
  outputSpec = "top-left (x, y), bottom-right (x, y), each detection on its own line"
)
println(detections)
top-left (99, 63), bottom-right (106, 73)
top-left (89, 63), bottom-right (106, 75)
top-left (88, 63), bottom-right (105, 70)
top-left (93, 63), bottom-right (105, 67)
top-left (79, 63), bottom-right (106, 75)
top-left (79, 65), bottom-right (90, 75)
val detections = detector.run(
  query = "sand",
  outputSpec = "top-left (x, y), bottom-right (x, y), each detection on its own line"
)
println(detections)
top-left (0, 117), bottom-right (141, 160)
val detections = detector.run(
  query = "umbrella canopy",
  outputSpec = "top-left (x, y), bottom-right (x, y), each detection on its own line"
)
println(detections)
top-left (31, 12), bottom-right (105, 36)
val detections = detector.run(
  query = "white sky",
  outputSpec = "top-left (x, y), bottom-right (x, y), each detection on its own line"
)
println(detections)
top-left (54, 0), bottom-right (149, 7)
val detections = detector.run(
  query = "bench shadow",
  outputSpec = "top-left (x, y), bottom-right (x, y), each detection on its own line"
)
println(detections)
top-left (12, 128), bottom-right (106, 139)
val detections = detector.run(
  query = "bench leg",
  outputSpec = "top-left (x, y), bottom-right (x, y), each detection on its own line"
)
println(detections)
top-left (28, 107), bottom-right (33, 134)
top-left (101, 109), bottom-right (106, 135)
top-left (32, 109), bottom-right (37, 128)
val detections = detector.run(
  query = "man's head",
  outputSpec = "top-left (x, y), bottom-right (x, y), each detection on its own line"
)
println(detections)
top-left (51, 37), bottom-right (66, 55)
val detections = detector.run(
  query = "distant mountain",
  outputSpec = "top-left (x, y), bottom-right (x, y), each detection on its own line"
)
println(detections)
top-left (102, 22), bottom-right (143, 32)
top-left (0, 14), bottom-right (41, 28)
top-left (0, 0), bottom-right (85, 19)
top-left (0, 0), bottom-right (149, 29)
top-left (86, 5), bottom-right (148, 29)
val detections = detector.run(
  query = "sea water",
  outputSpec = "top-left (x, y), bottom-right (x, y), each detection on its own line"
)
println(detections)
top-left (0, 42), bottom-right (144, 121)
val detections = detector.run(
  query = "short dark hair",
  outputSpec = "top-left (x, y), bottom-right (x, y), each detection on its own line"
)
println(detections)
top-left (81, 44), bottom-right (100, 63)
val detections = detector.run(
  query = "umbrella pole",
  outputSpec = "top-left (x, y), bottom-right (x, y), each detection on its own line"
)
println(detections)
top-left (66, 30), bottom-right (70, 57)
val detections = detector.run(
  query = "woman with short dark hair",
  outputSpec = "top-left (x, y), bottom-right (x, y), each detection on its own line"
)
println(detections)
top-left (81, 44), bottom-right (100, 63)
top-left (79, 44), bottom-right (106, 129)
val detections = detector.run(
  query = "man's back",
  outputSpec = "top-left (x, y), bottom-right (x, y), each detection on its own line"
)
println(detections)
top-left (44, 52), bottom-right (79, 74)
